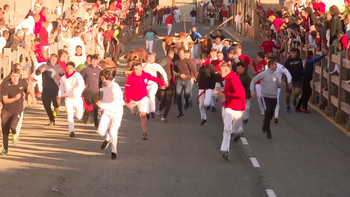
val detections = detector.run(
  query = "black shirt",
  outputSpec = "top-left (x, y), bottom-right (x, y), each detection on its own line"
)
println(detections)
top-left (1, 77), bottom-right (28, 112)
top-left (197, 63), bottom-right (216, 89)
top-left (190, 10), bottom-right (196, 17)
top-left (35, 62), bottom-right (65, 91)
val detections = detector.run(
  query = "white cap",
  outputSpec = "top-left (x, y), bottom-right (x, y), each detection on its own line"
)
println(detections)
top-left (34, 3), bottom-right (42, 9)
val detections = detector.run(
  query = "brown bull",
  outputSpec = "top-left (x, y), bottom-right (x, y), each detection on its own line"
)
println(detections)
top-left (124, 47), bottom-right (147, 70)
top-left (200, 38), bottom-right (213, 54)
top-left (158, 32), bottom-right (195, 55)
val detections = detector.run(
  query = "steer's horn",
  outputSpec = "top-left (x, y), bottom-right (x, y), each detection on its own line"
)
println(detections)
top-left (174, 32), bottom-right (179, 37)
top-left (157, 35), bottom-right (165, 40)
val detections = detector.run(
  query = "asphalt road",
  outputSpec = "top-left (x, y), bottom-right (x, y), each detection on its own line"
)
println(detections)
top-left (1, 21), bottom-right (350, 197)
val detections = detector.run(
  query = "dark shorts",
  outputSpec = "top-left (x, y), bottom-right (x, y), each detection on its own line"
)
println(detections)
top-left (286, 80), bottom-right (302, 93)
top-left (1, 110), bottom-right (21, 135)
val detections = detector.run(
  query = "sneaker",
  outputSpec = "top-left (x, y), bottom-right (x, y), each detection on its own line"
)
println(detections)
top-left (150, 112), bottom-right (155, 119)
top-left (295, 108), bottom-right (302, 113)
top-left (211, 106), bottom-right (216, 112)
top-left (146, 113), bottom-right (150, 120)
top-left (223, 151), bottom-right (230, 161)
top-left (177, 114), bottom-right (184, 119)
top-left (1, 149), bottom-right (8, 156)
top-left (142, 133), bottom-right (148, 140)
top-left (12, 133), bottom-right (18, 145)
top-left (241, 129), bottom-right (245, 137)
top-left (35, 91), bottom-right (42, 97)
top-left (161, 117), bottom-right (168, 122)
top-left (184, 102), bottom-right (190, 110)
top-left (200, 119), bottom-right (207, 126)
top-left (47, 121), bottom-right (55, 126)
top-left (111, 152), bottom-right (117, 160)
top-left (266, 131), bottom-right (273, 139)
top-left (206, 106), bottom-right (211, 110)
top-left (101, 140), bottom-right (111, 149)
top-left (155, 110), bottom-right (162, 116)
top-left (231, 133), bottom-right (234, 139)
top-left (286, 107), bottom-right (291, 113)
top-left (274, 118), bottom-right (278, 124)
top-left (69, 132), bottom-right (75, 138)
top-left (243, 119), bottom-right (248, 124)
top-left (261, 111), bottom-right (265, 116)
top-left (233, 133), bottom-right (241, 142)
top-left (301, 108), bottom-right (310, 113)
top-left (292, 100), bottom-right (297, 108)
top-left (53, 111), bottom-right (57, 119)
top-left (94, 122), bottom-right (99, 128)
top-left (84, 113), bottom-right (91, 124)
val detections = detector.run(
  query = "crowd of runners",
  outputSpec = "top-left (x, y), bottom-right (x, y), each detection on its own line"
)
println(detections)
top-left (0, 0), bottom-right (347, 161)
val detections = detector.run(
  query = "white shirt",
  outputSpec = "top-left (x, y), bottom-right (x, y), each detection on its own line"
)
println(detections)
top-left (62, 36), bottom-right (86, 56)
top-left (212, 43), bottom-right (223, 51)
top-left (235, 15), bottom-right (242, 23)
top-left (308, 34), bottom-right (317, 48)
top-left (142, 62), bottom-right (168, 84)
top-left (0, 37), bottom-right (6, 54)
top-left (58, 72), bottom-right (85, 98)
top-left (69, 55), bottom-right (86, 67)
top-left (265, 63), bottom-right (292, 83)
top-left (100, 81), bottom-right (124, 116)
top-left (16, 16), bottom-right (35, 35)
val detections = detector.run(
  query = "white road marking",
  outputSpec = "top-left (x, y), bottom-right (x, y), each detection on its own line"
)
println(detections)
top-left (222, 27), bottom-right (242, 42)
top-left (240, 137), bottom-right (249, 145)
top-left (266, 189), bottom-right (277, 197)
top-left (250, 157), bottom-right (260, 168)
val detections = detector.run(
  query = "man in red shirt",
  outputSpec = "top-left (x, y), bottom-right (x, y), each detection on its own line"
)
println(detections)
top-left (235, 44), bottom-right (256, 72)
top-left (125, 62), bottom-right (166, 140)
top-left (317, 0), bottom-right (326, 15)
top-left (215, 62), bottom-right (246, 161)
top-left (259, 34), bottom-right (280, 55)
top-left (34, 7), bottom-right (48, 37)
top-left (165, 14), bottom-right (173, 36)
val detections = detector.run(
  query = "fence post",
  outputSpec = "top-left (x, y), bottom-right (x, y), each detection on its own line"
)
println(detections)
top-left (336, 51), bottom-right (346, 124)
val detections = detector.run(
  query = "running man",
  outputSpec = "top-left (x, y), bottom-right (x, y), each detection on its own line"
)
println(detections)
top-left (1, 68), bottom-right (31, 155)
top-left (216, 62), bottom-right (246, 161)
top-left (58, 62), bottom-right (85, 137)
top-left (250, 58), bottom-right (281, 139)
top-left (197, 53), bottom-right (216, 126)
top-left (143, 24), bottom-right (159, 53)
top-left (125, 62), bottom-right (166, 140)
top-left (96, 69), bottom-right (124, 160)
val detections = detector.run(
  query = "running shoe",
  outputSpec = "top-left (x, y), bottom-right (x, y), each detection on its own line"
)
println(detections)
top-left (301, 108), bottom-right (310, 113)
top-left (12, 134), bottom-right (18, 145)
top-left (211, 106), bottom-right (216, 112)
top-left (161, 117), bottom-right (168, 123)
top-left (101, 140), bottom-right (111, 149)
top-left (155, 110), bottom-right (162, 116)
top-left (292, 100), bottom-right (297, 108)
top-left (111, 152), bottom-right (117, 160)
top-left (142, 133), bottom-right (148, 140)
top-left (146, 113), bottom-right (150, 120)
top-left (274, 118), bottom-right (278, 124)
top-left (69, 132), bottom-right (75, 138)
top-left (53, 110), bottom-right (57, 119)
top-left (295, 108), bottom-right (302, 113)
top-left (200, 119), bottom-right (207, 126)
top-left (243, 119), bottom-right (248, 124)
top-left (177, 114), bottom-right (184, 119)
top-left (47, 121), bottom-right (55, 126)
top-left (150, 112), bottom-right (155, 119)
top-left (286, 107), bottom-right (291, 113)
top-left (261, 111), bottom-right (265, 116)
top-left (223, 151), bottom-right (230, 161)
top-left (1, 149), bottom-right (8, 156)
top-left (266, 131), bottom-right (273, 139)
top-left (233, 133), bottom-right (241, 142)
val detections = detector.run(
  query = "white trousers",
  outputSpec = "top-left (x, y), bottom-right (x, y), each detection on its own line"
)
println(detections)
top-left (147, 83), bottom-right (159, 113)
top-left (223, 17), bottom-right (227, 27)
top-left (98, 110), bottom-right (123, 154)
top-left (146, 40), bottom-right (153, 53)
top-left (191, 17), bottom-right (196, 25)
top-left (236, 22), bottom-right (242, 33)
top-left (65, 97), bottom-right (84, 132)
top-left (167, 24), bottom-right (172, 35)
top-left (220, 108), bottom-right (243, 152)
top-left (191, 44), bottom-right (199, 58)
top-left (242, 99), bottom-right (250, 121)
top-left (274, 88), bottom-right (281, 118)
top-left (175, 15), bottom-right (180, 23)
top-left (255, 84), bottom-right (264, 113)
top-left (198, 89), bottom-right (213, 120)
top-left (209, 18), bottom-right (214, 26)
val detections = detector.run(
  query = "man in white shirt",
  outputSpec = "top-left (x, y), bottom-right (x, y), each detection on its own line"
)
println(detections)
top-left (143, 52), bottom-right (168, 119)
top-left (58, 62), bottom-right (85, 137)
top-left (212, 37), bottom-right (223, 51)
top-left (96, 69), bottom-right (124, 160)
top-left (61, 31), bottom-right (86, 56)
top-left (173, 8), bottom-right (181, 23)
top-left (235, 12), bottom-right (243, 36)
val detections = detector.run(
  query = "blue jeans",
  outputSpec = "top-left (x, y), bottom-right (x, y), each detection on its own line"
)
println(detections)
top-left (175, 79), bottom-right (192, 115)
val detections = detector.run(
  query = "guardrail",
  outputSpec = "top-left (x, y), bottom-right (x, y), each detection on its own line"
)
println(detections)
top-left (279, 41), bottom-right (350, 131)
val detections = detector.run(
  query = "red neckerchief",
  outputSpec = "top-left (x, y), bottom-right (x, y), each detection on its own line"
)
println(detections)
top-left (75, 53), bottom-right (83, 56)
top-left (202, 57), bottom-right (211, 66)
top-left (306, 54), bottom-right (312, 59)
top-left (66, 71), bottom-right (75, 79)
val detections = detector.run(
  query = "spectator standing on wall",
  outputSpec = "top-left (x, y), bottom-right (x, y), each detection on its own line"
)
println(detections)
top-left (190, 8), bottom-right (196, 26)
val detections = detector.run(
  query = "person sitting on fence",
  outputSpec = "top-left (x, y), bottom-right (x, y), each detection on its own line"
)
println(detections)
top-left (0, 30), bottom-right (9, 56)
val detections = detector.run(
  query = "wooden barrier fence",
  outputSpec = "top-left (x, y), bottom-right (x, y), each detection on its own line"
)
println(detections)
top-left (279, 41), bottom-right (350, 131)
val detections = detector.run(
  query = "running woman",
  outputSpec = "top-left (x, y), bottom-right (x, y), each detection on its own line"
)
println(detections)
top-left (216, 62), bottom-right (246, 161)
top-left (58, 62), bottom-right (85, 137)
top-left (96, 69), bottom-right (124, 160)
top-left (125, 62), bottom-right (166, 140)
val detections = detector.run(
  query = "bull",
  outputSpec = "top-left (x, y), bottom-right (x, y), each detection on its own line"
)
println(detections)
top-left (157, 32), bottom-right (195, 55)
top-left (199, 38), bottom-right (212, 54)
top-left (123, 47), bottom-right (146, 75)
